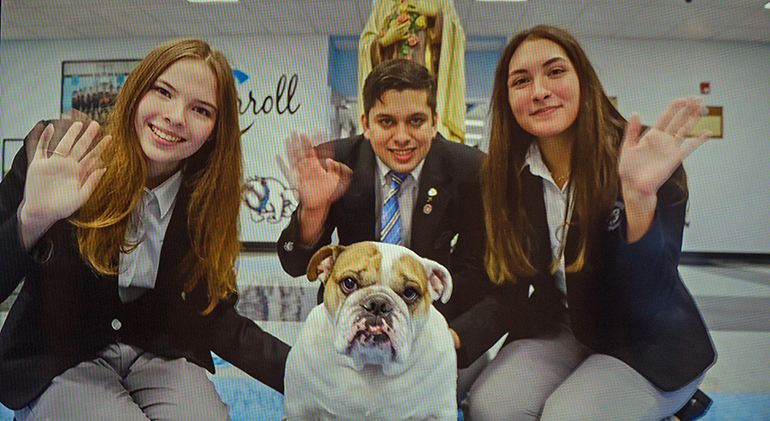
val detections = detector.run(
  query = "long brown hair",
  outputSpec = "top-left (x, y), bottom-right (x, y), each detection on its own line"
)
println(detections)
top-left (72, 39), bottom-right (243, 314)
top-left (482, 25), bottom-right (685, 284)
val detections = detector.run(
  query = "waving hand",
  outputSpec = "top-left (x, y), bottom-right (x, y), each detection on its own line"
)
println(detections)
top-left (279, 132), bottom-right (352, 244)
top-left (19, 121), bottom-right (110, 249)
top-left (619, 98), bottom-right (710, 242)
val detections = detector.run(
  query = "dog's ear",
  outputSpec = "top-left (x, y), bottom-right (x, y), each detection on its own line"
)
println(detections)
top-left (422, 259), bottom-right (453, 303)
top-left (307, 245), bottom-right (345, 284)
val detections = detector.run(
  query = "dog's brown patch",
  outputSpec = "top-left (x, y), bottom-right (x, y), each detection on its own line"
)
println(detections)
top-left (392, 254), bottom-right (431, 315)
top-left (323, 243), bottom-right (382, 313)
top-left (307, 245), bottom-right (345, 282)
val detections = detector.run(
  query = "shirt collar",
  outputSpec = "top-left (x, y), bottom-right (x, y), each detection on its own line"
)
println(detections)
top-left (522, 141), bottom-right (550, 179)
top-left (523, 142), bottom-right (574, 195)
top-left (375, 157), bottom-right (425, 187)
top-left (145, 170), bottom-right (183, 220)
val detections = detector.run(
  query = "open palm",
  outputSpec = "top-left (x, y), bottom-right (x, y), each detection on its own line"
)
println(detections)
top-left (21, 121), bottom-right (109, 237)
top-left (280, 131), bottom-right (353, 213)
top-left (619, 98), bottom-right (710, 198)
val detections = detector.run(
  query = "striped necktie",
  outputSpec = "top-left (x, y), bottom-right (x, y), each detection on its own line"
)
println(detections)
top-left (381, 171), bottom-right (408, 245)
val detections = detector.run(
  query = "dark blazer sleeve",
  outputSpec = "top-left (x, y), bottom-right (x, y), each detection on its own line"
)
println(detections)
top-left (448, 261), bottom-right (532, 367)
top-left (606, 172), bottom-right (688, 312)
top-left (423, 142), bottom-right (511, 367)
top-left (448, 294), bottom-right (512, 368)
top-left (276, 136), bottom-right (367, 277)
top-left (600, 172), bottom-right (716, 391)
top-left (441, 145), bottom-right (488, 315)
top-left (277, 207), bottom-right (336, 277)
top-left (205, 295), bottom-right (291, 393)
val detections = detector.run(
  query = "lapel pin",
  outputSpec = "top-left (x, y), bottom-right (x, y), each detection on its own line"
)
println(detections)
top-left (606, 201), bottom-right (625, 231)
top-left (423, 204), bottom-right (433, 214)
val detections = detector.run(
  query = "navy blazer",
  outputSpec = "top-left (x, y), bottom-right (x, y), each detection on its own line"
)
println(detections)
top-left (0, 122), bottom-right (290, 409)
top-left (277, 134), bottom-right (495, 365)
top-left (460, 168), bottom-right (716, 391)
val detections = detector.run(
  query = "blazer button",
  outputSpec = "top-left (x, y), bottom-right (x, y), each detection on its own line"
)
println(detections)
top-left (111, 318), bottom-right (122, 331)
top-left (31, 238), bottom-right (55, 264)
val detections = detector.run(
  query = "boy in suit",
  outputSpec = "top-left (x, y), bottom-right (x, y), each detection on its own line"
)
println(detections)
top-left (278, 58), bottom-right (493, 369)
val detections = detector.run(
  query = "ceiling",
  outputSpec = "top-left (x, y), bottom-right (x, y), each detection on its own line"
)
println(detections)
top-left (2, 0), bottom-right (769, 44)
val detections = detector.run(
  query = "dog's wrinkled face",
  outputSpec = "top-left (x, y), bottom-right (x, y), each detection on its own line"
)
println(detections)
top-left (307, 242), bottom-right (452, 375)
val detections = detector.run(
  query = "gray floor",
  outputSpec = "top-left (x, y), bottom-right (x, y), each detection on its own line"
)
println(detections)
top-left (679, 264), bottom-right (770, 395)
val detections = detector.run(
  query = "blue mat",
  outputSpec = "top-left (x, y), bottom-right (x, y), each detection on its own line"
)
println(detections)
top-left (701, 393), bottom-right (770, 421)
top-left (212, 376), bottom-right (285, 421)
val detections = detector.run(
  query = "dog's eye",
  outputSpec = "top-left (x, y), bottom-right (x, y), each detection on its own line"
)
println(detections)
top-left (401, 287), bottom-right (421, 303)
top-left (340, 277), bottom-right (357, 294)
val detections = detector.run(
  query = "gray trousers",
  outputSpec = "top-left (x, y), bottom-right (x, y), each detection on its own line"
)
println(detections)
top-left (463, 324), bottom-right (703, 421)
top-left (15, 342), bottom-right (230, 421)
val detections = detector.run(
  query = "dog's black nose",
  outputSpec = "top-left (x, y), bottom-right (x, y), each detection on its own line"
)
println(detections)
top-left (362, 298), bottom-right (392, 316)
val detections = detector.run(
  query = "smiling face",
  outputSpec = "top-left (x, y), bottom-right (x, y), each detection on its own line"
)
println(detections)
top-left (362, 89), bottom-right (437, 174)
top-left (507, 38), bottom-right (580, 143)
top-left (134, 58), bottom-right (218, 187)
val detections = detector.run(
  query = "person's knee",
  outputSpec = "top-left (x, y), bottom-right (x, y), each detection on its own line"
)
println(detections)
top-left (146, 385), bottom-right (230, 421)
top-left (541, 386), bottom-right (657, 421)
top-left (465, 384), bottom-right (537, 421)
top-left (165, 395), bottom-right (230, 421)
top-left (136, 359), bottom-right (231, 421)
top-left (541, 390), bottom-right (602, 421)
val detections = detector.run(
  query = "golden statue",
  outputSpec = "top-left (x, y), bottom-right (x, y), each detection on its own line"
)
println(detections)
top-left (359, 0), bottom-right (466, 143)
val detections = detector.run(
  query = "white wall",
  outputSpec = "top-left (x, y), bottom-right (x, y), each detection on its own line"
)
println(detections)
top-left (578, 37), bottom-right (770, 254)
top-left (2, 35), bottom-right (768, 253)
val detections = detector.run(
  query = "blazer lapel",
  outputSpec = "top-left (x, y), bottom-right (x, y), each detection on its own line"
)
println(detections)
top-left (410, 138), bottom-right (451, 256)
top-left (564, 215), bottom-right (581, 267)
top-left (340, 137), bottom-right (377, 242)
top-left (520, 170), bottom-right (551, 273)
top-left (154, 177), bottom-right (193, 292)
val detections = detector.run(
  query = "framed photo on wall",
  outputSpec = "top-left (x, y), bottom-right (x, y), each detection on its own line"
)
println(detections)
top-left (691, 106), bottom-right (723, 138)
top-left (61, 60), bottom-right (141, 124)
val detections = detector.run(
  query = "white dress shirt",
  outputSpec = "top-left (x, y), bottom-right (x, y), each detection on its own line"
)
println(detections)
top-left (118, 171), bottom-right (182, 302)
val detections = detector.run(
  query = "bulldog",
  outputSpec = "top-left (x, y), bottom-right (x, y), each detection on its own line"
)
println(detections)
top-left (284, 242), bottom-right (457, 421)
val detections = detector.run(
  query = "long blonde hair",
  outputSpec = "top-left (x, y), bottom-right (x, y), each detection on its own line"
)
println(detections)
top-left (72, 39), bottom-right (243, 314)
top-left (482, 25), bottom-right (686, 284)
